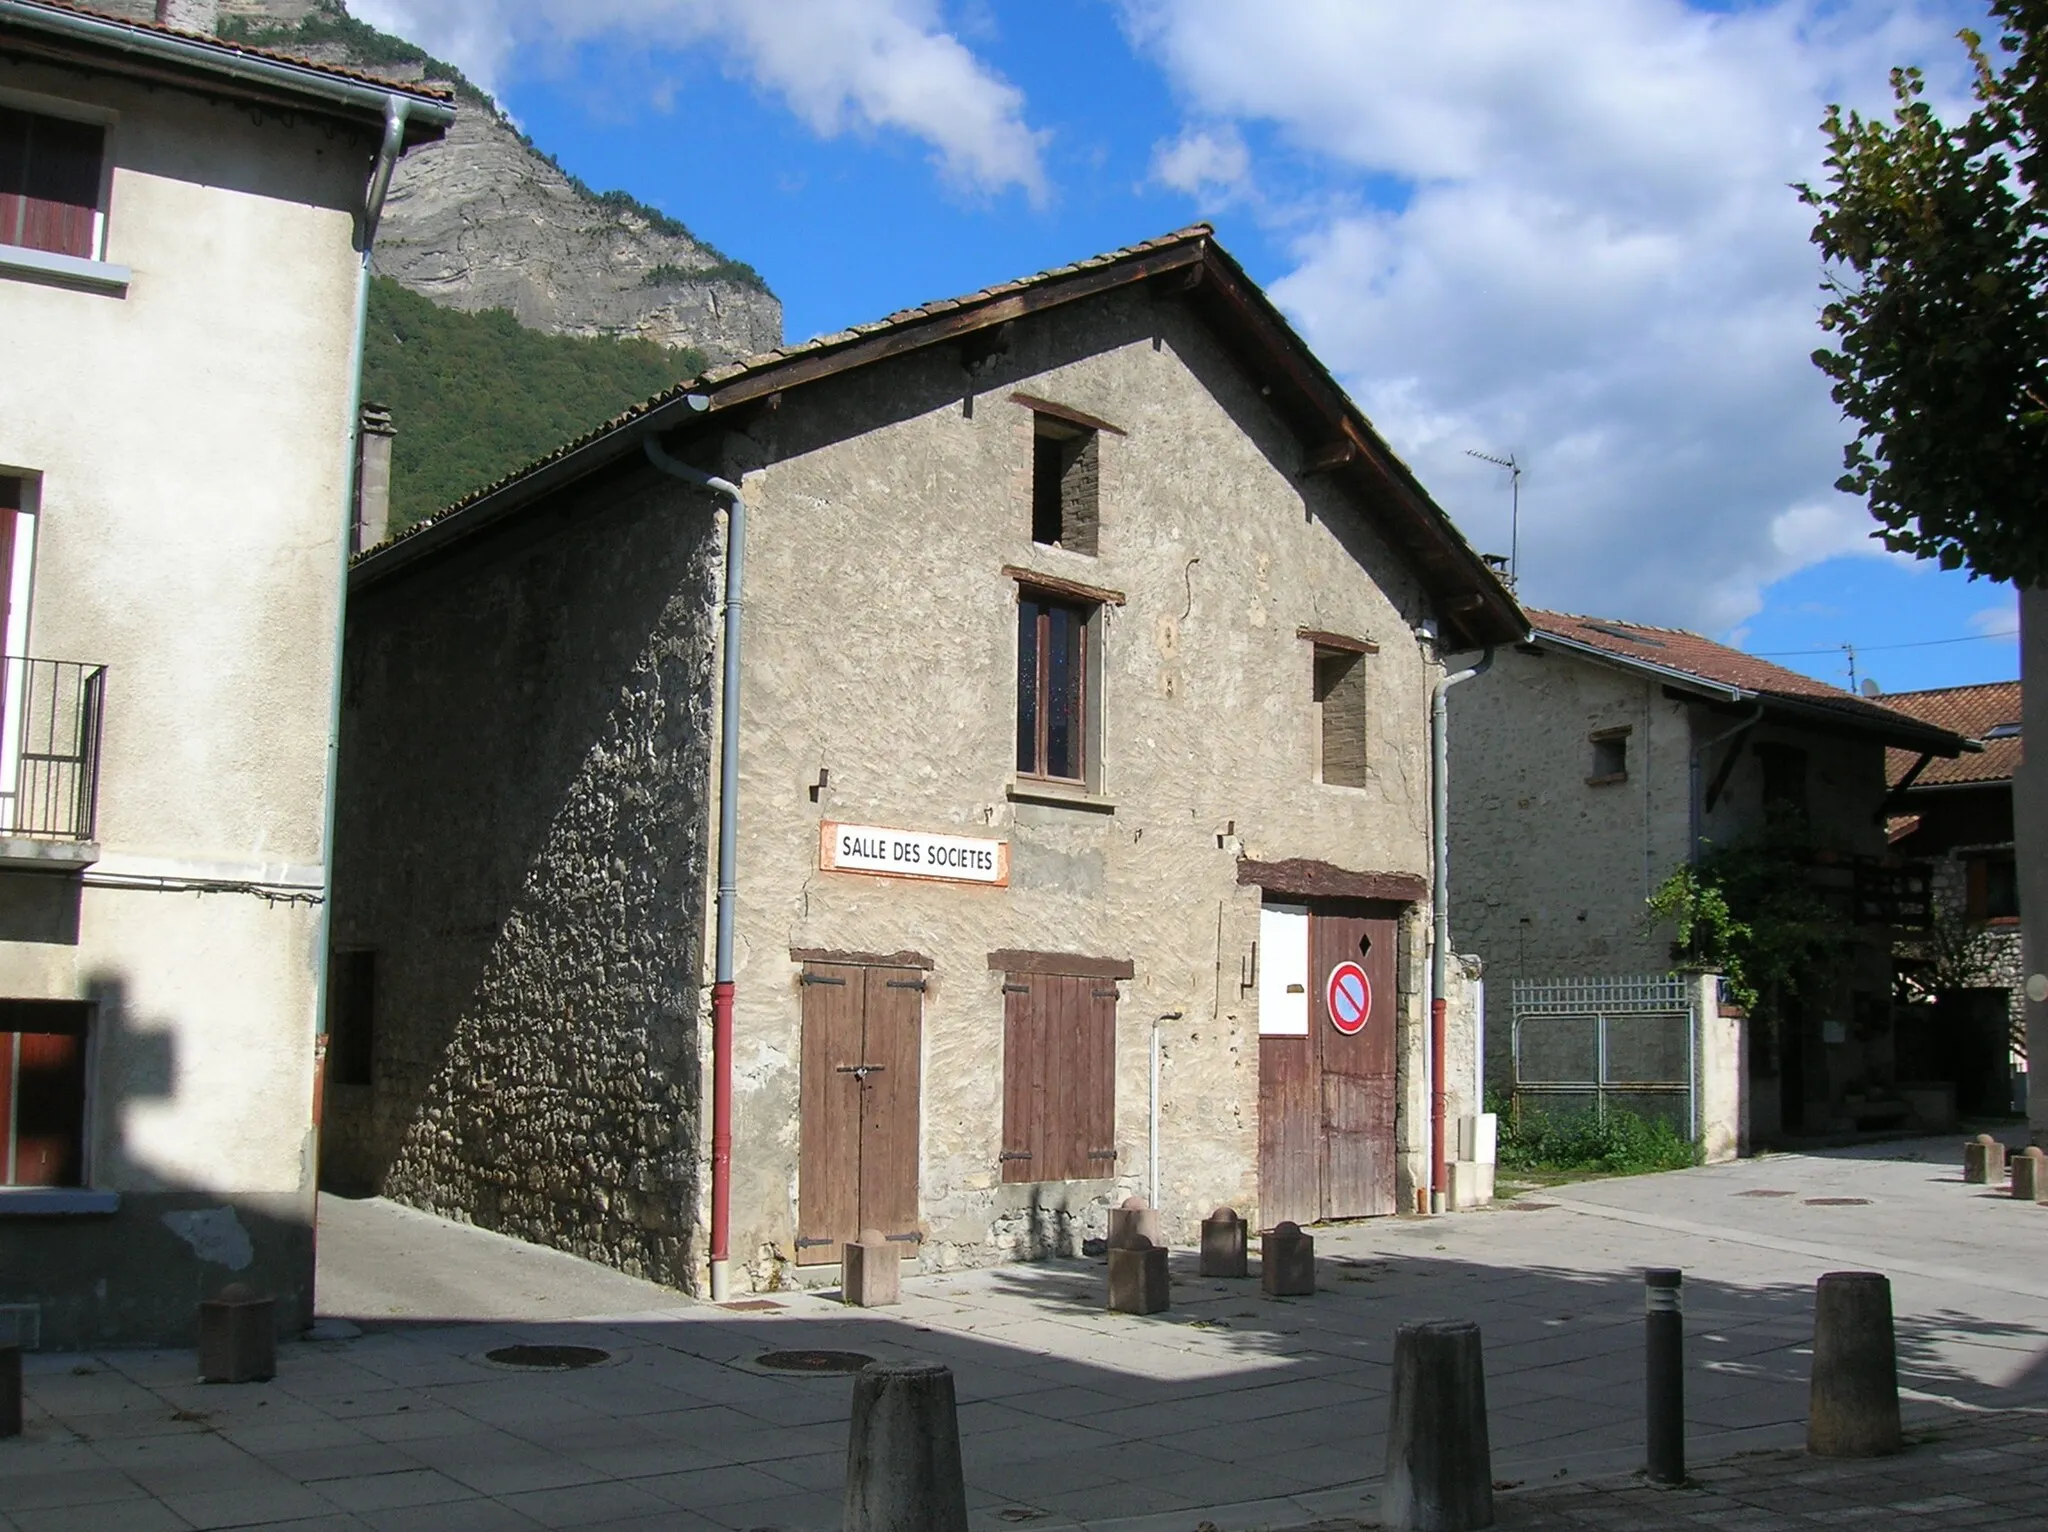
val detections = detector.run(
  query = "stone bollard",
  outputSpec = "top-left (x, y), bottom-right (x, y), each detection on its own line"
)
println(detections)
top-left (1107, 1235), bottom-right (1171, 1315)
top-left (199, 1283), bottom-right (276, 1384)
top-left (1261, 1221), bottom-right (1315, 1297)
top-left (843, 1228), bottom-right (901, 1308)
top-left (844, 1361), bottom-right (969, 1532)
top-left (2013, 1148), bottom-right (2048, 1203)
top-left (0, 1344), bottom-right (18, 1438)
top-left (1199, 1206), bottom-right (1249, 1278)
top-left (1963, 1133), bottom-right (2006, 1185)
top-left (1383, 1319), bottom-right (1494, 1531)
top-left (1106, 1195), bottom-right (1162, 1251)
top-left (1808, 1271), bottom-right (1901, 1458)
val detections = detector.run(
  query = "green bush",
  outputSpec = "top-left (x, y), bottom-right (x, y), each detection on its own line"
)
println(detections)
top-left (1495, 1099), bottom-right (1700, 1176)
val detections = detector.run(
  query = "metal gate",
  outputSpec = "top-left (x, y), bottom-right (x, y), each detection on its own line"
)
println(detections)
top-left (1510, 975), bottom-right (1697, 1137)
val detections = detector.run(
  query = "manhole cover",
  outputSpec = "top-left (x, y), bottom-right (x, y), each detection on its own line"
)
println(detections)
top-left (722, 1298), bottom-right (785, 1312)
top-left (484, 1345), bottom-right (612, 1371)
top-left (756, 1349), bottom-right (875, 1374)
top-left (1804, 1197), bottom-right (1871, 1207)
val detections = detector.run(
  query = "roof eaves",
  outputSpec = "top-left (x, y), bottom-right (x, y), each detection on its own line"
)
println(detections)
top-left (1, 0), bottom-right (456, 137)
top-left (1535, 629), bottom-right (1747, 703)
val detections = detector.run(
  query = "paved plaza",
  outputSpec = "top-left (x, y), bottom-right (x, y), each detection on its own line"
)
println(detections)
top-left (4, 1136), bottom-right (2047, 1530)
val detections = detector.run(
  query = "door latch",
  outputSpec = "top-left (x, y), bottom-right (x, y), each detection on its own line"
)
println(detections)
top-left (836, 1064), bottom-right (886, 1081)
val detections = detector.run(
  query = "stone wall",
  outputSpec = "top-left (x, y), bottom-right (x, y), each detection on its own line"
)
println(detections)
top-left (328, 468), bottom-right (723, 1289)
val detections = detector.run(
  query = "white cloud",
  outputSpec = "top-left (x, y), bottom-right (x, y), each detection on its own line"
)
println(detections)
top-left (1970, 594), bottom-right (2020, 638)
top-left (1151, 124), bottom-right (1250, 201)
top-left (347, 0), bottom-right (1048, 201)
top-left (1120, 0), bottom-right (1990, 635)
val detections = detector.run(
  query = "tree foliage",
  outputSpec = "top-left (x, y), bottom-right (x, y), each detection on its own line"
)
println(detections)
top-left (1799, 2), bottom-right (2048, 586)
top-left (362, 278), bottom-right (704, 530)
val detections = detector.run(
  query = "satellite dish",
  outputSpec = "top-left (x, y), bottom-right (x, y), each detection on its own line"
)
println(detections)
top-left (1860, 678), bottom-right (1882, 698)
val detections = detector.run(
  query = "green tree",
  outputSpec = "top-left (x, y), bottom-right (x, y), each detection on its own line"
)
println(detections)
top-left (1799, 1), bottom-right (2048, 586)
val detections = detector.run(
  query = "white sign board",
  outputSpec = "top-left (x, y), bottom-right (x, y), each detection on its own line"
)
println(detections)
top-left (1258, 902), bottom-right (1310, 1035)
top-left (820, 822), bottom-right (1009, 887)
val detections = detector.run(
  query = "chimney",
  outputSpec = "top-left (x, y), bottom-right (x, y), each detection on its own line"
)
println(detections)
top-left (353, 404), bottom-right (396, 554)
top-left (155, 0), bottom-right (220, 35)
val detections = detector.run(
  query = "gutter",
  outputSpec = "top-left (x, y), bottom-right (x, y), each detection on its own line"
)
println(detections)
top-left (0, 0), bottom-right (454, 133)
top-left (1429, 645), bottom-right (1494, 1215)
top-left (643, 428), bottom-right (745, 1304)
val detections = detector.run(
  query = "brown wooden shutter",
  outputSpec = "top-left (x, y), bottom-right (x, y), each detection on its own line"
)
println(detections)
top-left (1316, 648), bottom-right (1369, 787)
top-left (857, 967), bottom-right (923, 1242)
top-left (1000, 976), bottom-right (1041, 1181)
top-left (1, 108), bottom-right (103, 260)
top-left (1082, 980), bottom-right (1118, 1174)
top-left (15, 1030), bottom-right (84, 1187)
top-left (796, 964), bottom-right (863, 1254)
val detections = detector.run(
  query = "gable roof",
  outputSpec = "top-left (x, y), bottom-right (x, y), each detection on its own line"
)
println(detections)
top-left (1524, 609), bottom-right (1967, 755)
top-left (1882, 681), bottom-right (2022, 788)
top-left (0, 0), bottom-right (454, 147)
top-left (350, 224), bottom-right (1527, 650)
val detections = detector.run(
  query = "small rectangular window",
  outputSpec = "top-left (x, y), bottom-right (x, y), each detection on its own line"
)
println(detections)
top-left (1017, 591), bottom-right (1090, 783)
top-left (1031, 417), bottom-right (1099, 554)
top-left (327, 950), bottom-right (376, 1087)
top-left (1314, 646), bottom-right (1369, 787)
top-left (1968, 855), bottom-right (2020, 921)
top-left (0, 106), bottom-right (105, 260)
top-left (0, 999), bottom-right (89, 1188)
top-left (1588, 728), bottom-right (1629, 784)
top-left (1756, 742), bottom-right (1809, 817)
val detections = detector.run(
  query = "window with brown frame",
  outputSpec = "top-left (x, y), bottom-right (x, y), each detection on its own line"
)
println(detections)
top-left (998, 968), bottom-right (1118, 1182)
top-left (0, 1000), bottom-right (90, 1188)
top-left (1967, 854), bottom-right (2020, 921)
top-left (0, 105), bottom-right (105, 261)
top-left (1016, 589), bottom-right (1091, 783)
top-left (1314, 645), bottom-right (1370, 787)
top-left (1756, 742), bottom-right (1808, 818)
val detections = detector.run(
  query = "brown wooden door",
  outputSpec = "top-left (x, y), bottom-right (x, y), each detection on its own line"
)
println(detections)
top-left (1315, 907), bottom-right (1399, 1219)
top-left (796, 961), bottom-right (923, 1264)
top-left (1258, 902), bottom-right (1401, 1227)
top-left (1000, 971), bottom-right (1117, 1182)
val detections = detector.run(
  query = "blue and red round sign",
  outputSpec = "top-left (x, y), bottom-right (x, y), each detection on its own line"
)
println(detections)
top-left (1326, 961), bottom-right (1372, 1036)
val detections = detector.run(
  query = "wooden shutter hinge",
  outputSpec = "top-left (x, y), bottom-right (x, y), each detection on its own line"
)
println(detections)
top-left (1087, 1149), bottom-right (1118, 1160)
top-left (999, 1150), bottom-right (1033, 1162)
top-left (800, 973), bottom-right (847, 986)
top-left (885, 977), bottom-right (928, 991)
top-left (1001, 982), bottom-right (1031, 994)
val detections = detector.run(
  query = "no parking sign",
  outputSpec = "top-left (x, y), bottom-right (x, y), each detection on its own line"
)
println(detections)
top-left (1326, 961), bottom-right (1372, 1035)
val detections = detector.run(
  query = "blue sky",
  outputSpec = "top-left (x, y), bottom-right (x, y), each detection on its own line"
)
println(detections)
top-left (356, 0), bottom-right (2021, 695)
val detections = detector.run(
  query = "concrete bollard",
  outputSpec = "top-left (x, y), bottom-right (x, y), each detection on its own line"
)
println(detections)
top-left (1107, 1236), bottom-right (1171, 1315)
top-left (198, 1283), bottom-right (276, 1384)
top-left (2012, 1148), bottom-right (2048, 1202)
top-left (1808, 1271), bottom-right (1901, 1458)
top-left (843, 1228), bottom-right (901, 1308)
top-left (1199, 1206), bottom-right (1249, 1278)
top-left (0, 1344), bottom-right (18, 1438)
top-left (1262, 1221), bottom-right (1315, 1297)
top-left (844, 1361), bottom-right (969, 1532)
top-left (1963, 1133), bottom-right (2006, 1185)
top-left (1384, 1319), bottom-right (1494, 1531)
top-left (1106, 1195), bottom-right (1162, 1251)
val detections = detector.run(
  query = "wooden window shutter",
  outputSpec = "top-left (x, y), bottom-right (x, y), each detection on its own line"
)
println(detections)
top-left (1082, 981), bottom-right (1118, 1173)
top-left (1000, 976), bottom-right (1041, 1181)
top-left (1316, 647), bottom-right (1369, 787)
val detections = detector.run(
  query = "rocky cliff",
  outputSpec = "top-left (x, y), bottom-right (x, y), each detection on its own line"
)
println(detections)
top-left (95, 0), bottom-right (782, 363)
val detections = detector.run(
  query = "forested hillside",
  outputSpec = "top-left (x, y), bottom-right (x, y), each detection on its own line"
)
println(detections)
top-left (363, 279), bottom-right (704, 531)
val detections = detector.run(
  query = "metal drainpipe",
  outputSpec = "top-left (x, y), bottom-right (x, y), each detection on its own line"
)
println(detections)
top-left (310, 92), bottom-right (411, 1261)
top-left (644, 429), bottom-right (745, 1302)
top-left (1430, 646), bottom-right (1494, 1215)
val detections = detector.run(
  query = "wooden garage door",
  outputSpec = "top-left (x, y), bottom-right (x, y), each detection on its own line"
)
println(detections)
top-left (795, 961), bottom-right (924, 1264)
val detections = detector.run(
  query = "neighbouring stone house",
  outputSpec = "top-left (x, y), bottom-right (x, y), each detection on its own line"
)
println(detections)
top-left (0, 0), bottom-right (450, 1345)
top-left (1885, 681), bottom-right (2026, 1114)
top-left (326, 225), bottom-right (1527, 1297)
top-left (1448, 610), bottom-right (1965, 1155)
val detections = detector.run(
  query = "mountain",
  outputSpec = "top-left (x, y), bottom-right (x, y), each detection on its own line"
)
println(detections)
top-left (99, 0), bottom-right (783, 364)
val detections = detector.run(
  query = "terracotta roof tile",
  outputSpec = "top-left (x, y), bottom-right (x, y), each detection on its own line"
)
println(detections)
top-left (13, 0), bottom-right (456, 103)
top-left (1525, 608), bottom-right (1965, 747)
top-left (1882, 681), bottom-right (2022, 787)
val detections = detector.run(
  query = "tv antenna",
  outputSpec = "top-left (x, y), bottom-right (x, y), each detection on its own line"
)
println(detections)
top-left (1467, 449), bottom-right (1522, 587)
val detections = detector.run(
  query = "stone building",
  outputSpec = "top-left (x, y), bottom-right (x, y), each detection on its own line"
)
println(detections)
top-left (1885, 681), bottom-right (2026, 1114)
top-left (0, 0), bottom-right (450, 1344)
top-left (327, 225), bottom-right (1526, 1297)
top-left (1447, 610), bottom-right (1964, 1154)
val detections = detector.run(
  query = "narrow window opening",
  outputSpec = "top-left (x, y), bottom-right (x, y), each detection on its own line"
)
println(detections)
top-left (1756, 742), bottom-right (1809, 818)
top-left (1016, 590), bottom-right (1091, 784)
top-left (1314, 646), bottom-right (1369, 787)
top-left (1588, 728), bottom-right (1629, 785)
top-left (1031, 416), bottom-right (1099, 554)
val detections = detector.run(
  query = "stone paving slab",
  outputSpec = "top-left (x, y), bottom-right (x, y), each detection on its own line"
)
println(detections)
top-left (4, 1138), bottom-right (2046, 1529)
